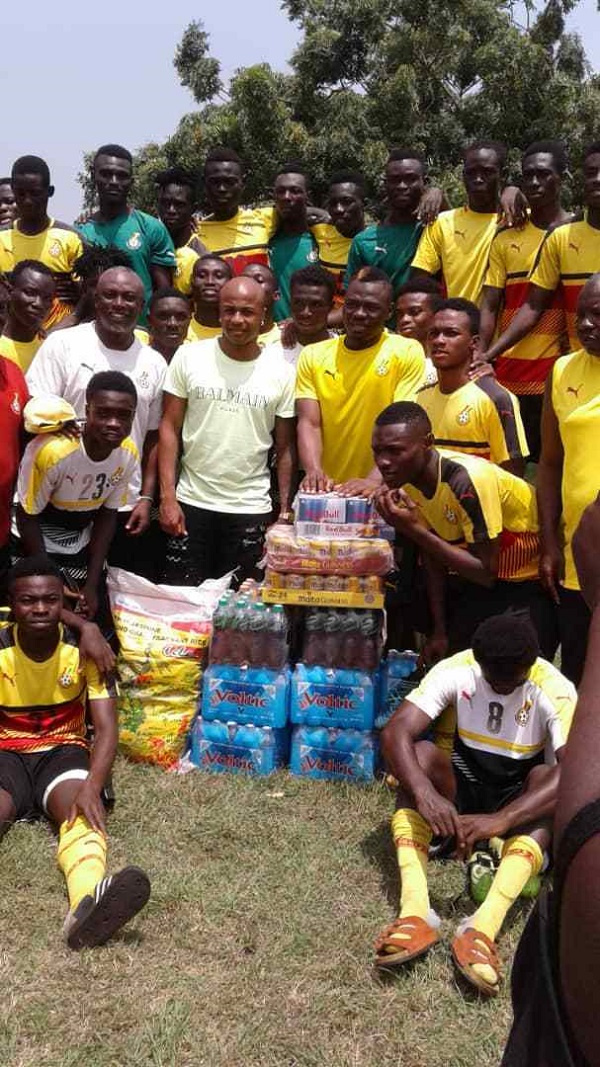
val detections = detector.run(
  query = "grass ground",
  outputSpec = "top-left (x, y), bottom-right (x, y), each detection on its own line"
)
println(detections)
top-left (0, 756), bottom-right (526, 1067)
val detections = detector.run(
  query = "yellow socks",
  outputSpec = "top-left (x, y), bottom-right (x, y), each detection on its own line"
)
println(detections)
top-left (56, 816), bottom-right (107, 910)
top-left (392, 808), bottom-right (432, 921)
top-left (467, 834), bottom-right (543, 986)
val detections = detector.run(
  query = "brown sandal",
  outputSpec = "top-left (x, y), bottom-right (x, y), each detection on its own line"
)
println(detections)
top-left (374, 915), bottom-right (439, 969)
top-left (451, 927), bottom-right (500, 996)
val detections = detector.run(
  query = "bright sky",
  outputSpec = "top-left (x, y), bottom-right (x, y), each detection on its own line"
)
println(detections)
top-left (1, 0), bottom-right (597, 221)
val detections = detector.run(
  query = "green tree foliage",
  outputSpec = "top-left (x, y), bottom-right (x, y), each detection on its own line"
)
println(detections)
top-left (78, 2), bottom-right (600, 214)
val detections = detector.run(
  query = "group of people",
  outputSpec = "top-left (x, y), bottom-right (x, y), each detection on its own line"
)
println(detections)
top-left (1, 134), bottom-right (599, 1063)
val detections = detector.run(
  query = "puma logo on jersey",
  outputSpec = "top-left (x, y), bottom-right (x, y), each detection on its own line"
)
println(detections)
top-left (64, 473), bottom-right (76, 484)
top-left (568, 241), bottom-right (580, 253)
top-left (566, 384), bottom-right (583, 398)
top-left (509, 243), bottom-right (521, 252)
top-left (455, 229), bottom-right (467, 239)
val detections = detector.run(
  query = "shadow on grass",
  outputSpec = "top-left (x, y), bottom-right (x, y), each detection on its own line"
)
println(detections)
top-left (360, 819), bottom-right (398, 908)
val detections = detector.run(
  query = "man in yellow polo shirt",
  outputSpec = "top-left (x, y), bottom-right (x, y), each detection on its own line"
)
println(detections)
top-left (0, 260), bottom-right (55, 372)
top-left (418, 298), bottom-right (528, 475)
top-left (411, 142), bottom-right (505, 305)
top-left (0, 156), bottom-right (83, 329)
top-left (372, 401), bottom-right (556, 659)
top-left (538, 274), bottom-right (600, 685)
top-left (195, 148), bottom-right (273, 274)
top-left (296, 267), bottom-right (425, 492)
top-left (484, 142), bottom-right (600, 371)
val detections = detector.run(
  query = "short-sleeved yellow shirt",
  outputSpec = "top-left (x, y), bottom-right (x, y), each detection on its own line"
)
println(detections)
top-left (411, 206), bottom-right (498, 304)
top-left (418, 377), bottom-right (529, 465)
top-left (531, 217), bottom-right (600, 353)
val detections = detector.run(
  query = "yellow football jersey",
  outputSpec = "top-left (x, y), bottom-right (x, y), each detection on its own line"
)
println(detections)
top-left (0, 333), bottom-right (43, 373)
top-left (485, 221), bottom-right (567, 395)
top-left (530, 216), bottom-right (600, 353)
top-left (195, 208), bottom-right (275, 273)
top-left (312, 222), bottom-right (353, 303)
top-left (404, 449), bottom-right (539, 581)
top-left (418, 377), bottom-right (528, 465)
top-left (173, 245), bottom-right (199, 296)
top-left (0, 219), bottom-right (83, 328)
top-left (296, 331), bottom-right (425, 484)
top-left (412, 206), bottom-right (498, 304)
top-left (0, 623), bottom-right (115, 753)
top-left (186, 318), bottom-right (221, 342)
top-left (551, 347), bottom-right (600, 590)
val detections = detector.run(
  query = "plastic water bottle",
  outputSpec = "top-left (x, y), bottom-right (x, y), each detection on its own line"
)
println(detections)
top-left (248, 601), bottom-right (269, 668)
top-left (323, 610), bottom-right (342, 669)
top-left (340, 610), bottom-right (360, 670)
top-left (210, 596), bottom-right (231, 665)
top-left (303, 609), bottom-right (324, 666)
top-left (265, 603), bottom-right (288, 671)
top-left (358, 611), bottom-right (380, 672)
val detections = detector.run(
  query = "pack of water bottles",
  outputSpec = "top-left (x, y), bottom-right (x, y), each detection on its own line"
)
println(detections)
top-left (302, 608), bottom-right (382, 671)
top-left (210, 591), bottom-right (288, 669)
top-left (375, 651), bottom-right (422, 728)
top-left (290, 726), bottom-right (378, 782)
top-left (190, 719), bottom-right (290, 776)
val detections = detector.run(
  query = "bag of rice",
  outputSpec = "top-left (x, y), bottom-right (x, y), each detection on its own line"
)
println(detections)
top-left (107, 568), bottom-right (230, 768)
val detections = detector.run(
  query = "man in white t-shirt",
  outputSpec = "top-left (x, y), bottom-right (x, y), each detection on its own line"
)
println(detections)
top-left (158, 276), bottom-right (296, 585)
top-left (25, 267), bottom-right (166, 576)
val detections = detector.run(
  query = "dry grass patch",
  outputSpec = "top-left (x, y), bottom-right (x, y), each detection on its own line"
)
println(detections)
top-left (0, 756), bottom-right (526, 1066)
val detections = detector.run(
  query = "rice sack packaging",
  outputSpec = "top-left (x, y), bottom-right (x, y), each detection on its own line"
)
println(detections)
top-left (107, 568), bottom-right (230, 768)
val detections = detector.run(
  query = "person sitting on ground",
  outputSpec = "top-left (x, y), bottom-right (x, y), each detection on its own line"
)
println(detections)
top-left (50, 246), bottom-right (132, 332)
top-left (242, 262), bottom-right (282, 346)
top-left (0, 156), bottom-right (83, 329)
top-left (0, 555), bottom-right (150, 950)
top-left (417, 298), bottom-right (529, 475)
top-left (376, 613), bottom-right (575, 998)
top-left (372, 402), bottom-right (556, 659)
top-left (0, 260), bottom-right (55, 372)
top-left (187, 254), bottom-right (233, 341)
top-left (146, 288), bottom-right (192, 363)
top-left (155, 167), bottom-right (206, 297)
top-left (296, 267), bottom-right (425, 495)
top-left (16, 373), bottom-right (139, 622)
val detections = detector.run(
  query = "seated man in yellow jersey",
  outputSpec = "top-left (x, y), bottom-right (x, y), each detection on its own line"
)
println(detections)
top-left (187, 254), bottom-right (233, 341)
top-left (483, 142), bottom-right (600, 373)
top-left (538, 274), bottom-right (600, 686)
top-left (376, 613), bottom-right (575, 997)
top-left (0, 555), bottom-right (150, 949)
top-left (480, 141), bottom-right (571, 463)
top-left (0, 156), bottom-right (83, 329)
top-left (296, 268), bottom-right (425, 494)
top-left (49, 246), bottom-right (132, 332)
top-left (242, 263), bottom-right (282, 346)
top-left (146, 288), bottom-right (192, 364)
top-left (16, 372), bottom-right (139, 622)
top-left (372, 402), bottom-right (557, 659)
top-left (0, 260), bottom-right (55, 372)
top-left (196, 147), bottom-right (273, 273)
top-left (156, 167), bottom-right (206, 296)
top-left (411, 141), bottom-right (506, 305)
top-left (419, 298), bottom-right (528, 476)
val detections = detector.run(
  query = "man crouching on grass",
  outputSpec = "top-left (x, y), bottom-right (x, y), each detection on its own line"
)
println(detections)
top-left (0, 556), bottom-right (150, 950)
top-left (375, 614), bottom-right (575, 997)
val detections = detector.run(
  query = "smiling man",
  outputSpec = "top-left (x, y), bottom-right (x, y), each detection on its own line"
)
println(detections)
top-left (0, 260), bottom-right (55, 372)
top-left (26, 267), bottom-right (167, 575)
top-left (296, 267), bottom-right (425, 493)
top-left (537, 274), bottom-right (600, 685)
top-left (0, 554), bottom-right (150, 949)
top-left (376, 613), bottom-right (575, 998)
top-left (79, 145), bottom-right (175, 325)
top-left (159, 276), bottom-right (296, 586)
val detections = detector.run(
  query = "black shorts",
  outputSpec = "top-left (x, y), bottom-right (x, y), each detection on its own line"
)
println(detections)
top-left (452, 750), bottom-right (527, 815)
top-left (162, 503), bottom-right (269, 589)
top-left (0, 744), bottom-right (89, 820)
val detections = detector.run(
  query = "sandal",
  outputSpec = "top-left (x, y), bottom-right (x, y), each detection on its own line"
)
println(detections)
top-left (374, 915), bottom-right (439, 969)
top-left (451, 926), bottom-right (500, 997)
